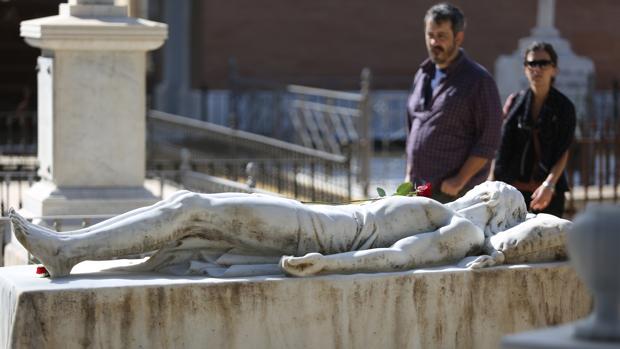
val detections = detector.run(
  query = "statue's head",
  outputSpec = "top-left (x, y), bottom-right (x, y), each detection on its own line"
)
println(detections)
top-left (446, 181), bottom-right (527, 237)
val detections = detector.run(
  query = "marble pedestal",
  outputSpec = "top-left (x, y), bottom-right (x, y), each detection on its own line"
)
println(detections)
top-left (0, 262), bottom-right (591, 349)
top-left (18, 10), bottom-right (166, 220)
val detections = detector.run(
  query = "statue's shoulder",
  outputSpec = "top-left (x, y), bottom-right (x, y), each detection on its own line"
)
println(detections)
top-left (372, 195), bottom-right (442, 211)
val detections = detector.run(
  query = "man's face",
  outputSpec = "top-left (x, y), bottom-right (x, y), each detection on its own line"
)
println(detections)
top-left (424, 20), bottom-right (464, 68)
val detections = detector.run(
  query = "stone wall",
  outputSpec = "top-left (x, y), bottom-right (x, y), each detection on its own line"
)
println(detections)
top-left (187, 0), bottom-right (617, 90)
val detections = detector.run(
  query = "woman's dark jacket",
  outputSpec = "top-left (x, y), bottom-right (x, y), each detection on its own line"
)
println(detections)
top-left (493, 87), bottom-right (576, 193)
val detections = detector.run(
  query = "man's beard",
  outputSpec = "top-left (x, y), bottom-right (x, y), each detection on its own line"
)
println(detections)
top-left (428, 42), bottom-right (457, 65)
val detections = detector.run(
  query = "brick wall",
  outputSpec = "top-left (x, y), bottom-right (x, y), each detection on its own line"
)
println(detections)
top-left (191, 0), bottom-right (616, 90)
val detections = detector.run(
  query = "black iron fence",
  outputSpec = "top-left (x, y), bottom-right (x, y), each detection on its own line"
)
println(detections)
top-left (0, 111), bottom-right (36, 156)
top-left (227, 63), bottom-right (373, 195)
top-left (147, 111), bottom-right (353, 202)
top-left (565, 118), bottom-right (620, 215)
top-left (0, 169), bottom-right (38, 216)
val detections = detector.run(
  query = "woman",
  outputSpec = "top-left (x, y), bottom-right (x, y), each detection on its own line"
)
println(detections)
top-left (493, 42), bottom-right (576, 217)
top-left (9, 181), bottom-right (527, 278)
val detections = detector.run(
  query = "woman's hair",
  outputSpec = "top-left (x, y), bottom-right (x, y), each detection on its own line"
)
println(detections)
top-left (524, 41), bottom-right (558, 67)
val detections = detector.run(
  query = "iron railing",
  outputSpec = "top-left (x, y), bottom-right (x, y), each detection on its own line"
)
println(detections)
top-left (148, 111), bottom-right (354, 201)
top-left (227, 63), bottom-right (373, 195)
top-left (565, 118), bottom-right (620, 215)
top-left (0, 111), bottom-right (37, 156)
top-left (0, 169), bottom-right (38, 216)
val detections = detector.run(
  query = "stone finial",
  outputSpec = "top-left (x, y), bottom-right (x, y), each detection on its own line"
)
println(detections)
top-left (536, 0), bottom-right (554, 29)
top-left (69, 0), bottom-right (115, 5)
top-left (532, 0), bottom-right (559, 37)
top-left (567, 204), bottom-right (620, 342)
top-left (246, 162), bottom-right (256, 188)
top-left (62, 0), bottom-right (127, 18)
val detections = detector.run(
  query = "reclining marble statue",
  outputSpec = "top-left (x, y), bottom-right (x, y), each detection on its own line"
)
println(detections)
top-left (8, 181), bottom-right (572, 278)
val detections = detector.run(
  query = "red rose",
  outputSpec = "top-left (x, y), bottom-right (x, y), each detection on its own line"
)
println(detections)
top-left (417, 183), bottom-right (432, 197)
top-left (36, 266), bottom-right (49, 277)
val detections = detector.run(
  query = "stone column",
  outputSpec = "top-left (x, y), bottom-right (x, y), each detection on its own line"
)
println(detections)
top-left (154, 0), bottom-right (202, 118)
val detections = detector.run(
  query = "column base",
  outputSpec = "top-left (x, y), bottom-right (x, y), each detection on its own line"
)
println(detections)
top-left (21, 180), bottom-right (158, 217)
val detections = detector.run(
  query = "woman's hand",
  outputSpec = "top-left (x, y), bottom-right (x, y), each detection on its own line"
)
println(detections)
top-left (530, 184), bottom-right (554, 211)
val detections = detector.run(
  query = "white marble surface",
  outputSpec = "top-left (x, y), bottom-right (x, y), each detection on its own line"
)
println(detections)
top-left (0, 261), bottom-right (592, 349)
top-left (502, 323), bottom-right (620, 349)
top-left (35, 50), bottom-right (146, 187)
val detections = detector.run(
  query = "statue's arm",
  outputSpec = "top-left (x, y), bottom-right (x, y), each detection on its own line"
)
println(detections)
top-left (281, 238), bottom-right (431, 277)
top-left (281, 215), bottom-right (482, 276)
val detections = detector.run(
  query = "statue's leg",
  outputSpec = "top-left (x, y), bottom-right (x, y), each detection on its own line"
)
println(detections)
top-left (10, 192), bottom-right (255, 277)
top-left (62, 191), bottom-right (257, 235)
top-left (10, 192), bottom-right (308, 277)
top-left (57, 190), bottom-right (194, 235)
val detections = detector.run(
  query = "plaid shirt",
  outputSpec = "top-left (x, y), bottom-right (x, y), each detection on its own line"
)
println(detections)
top-left (406, 50), bottom-right (502, 191)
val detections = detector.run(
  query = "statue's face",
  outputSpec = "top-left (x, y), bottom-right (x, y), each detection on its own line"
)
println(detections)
top-left (496, 182), bottom-right (527, 229)
top-left (486, 182), bottom-right (527, 233)
top-left (448, 181), bottom-right (527, 236)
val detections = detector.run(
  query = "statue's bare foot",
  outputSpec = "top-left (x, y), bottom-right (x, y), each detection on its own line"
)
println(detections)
top-left (9, 208), bottom-right (77, 278)
top-left (280, 252), bottom-right (326, 277)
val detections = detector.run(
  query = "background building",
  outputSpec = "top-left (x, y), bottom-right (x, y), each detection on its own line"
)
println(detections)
top-left (158, 0), bottom-right (618, 90)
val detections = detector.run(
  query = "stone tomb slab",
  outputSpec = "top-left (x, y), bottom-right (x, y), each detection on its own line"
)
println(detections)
top-left (0, 261), bottom-right (591, 349)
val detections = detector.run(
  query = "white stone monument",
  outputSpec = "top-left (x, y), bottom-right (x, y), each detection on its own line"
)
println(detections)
top-left (495, 0), bottom-right (594, 119)
top-left (4, 0), bottom-right (167, 264)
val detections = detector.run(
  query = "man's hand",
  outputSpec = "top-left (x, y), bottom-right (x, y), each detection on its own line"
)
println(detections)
top-left (441, 176), bottom-right (465, 197)
top-left (441, 156), bottom-right (489, 197)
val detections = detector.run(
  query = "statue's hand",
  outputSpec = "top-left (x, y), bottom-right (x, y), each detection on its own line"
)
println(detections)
top-left (280, 252), bottom-right (326, 277)
top-left (458, 250), bottom-right (505, 269)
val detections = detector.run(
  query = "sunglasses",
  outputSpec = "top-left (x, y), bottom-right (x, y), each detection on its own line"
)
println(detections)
top-left (524, 59), bottom-right (554, 68)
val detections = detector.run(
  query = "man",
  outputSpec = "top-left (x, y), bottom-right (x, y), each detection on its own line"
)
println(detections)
top-left (406, 3), bottom-right (502, 202)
